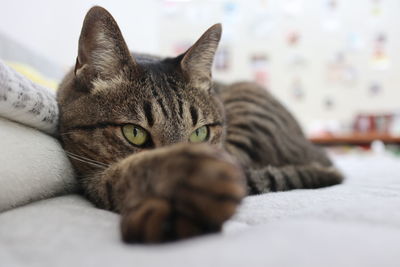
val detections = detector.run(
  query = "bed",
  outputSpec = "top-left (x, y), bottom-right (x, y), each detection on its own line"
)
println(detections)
top-left (1, 150), bottom-right (400, 267)
top-left (1, 34), bottom-right (400, 267)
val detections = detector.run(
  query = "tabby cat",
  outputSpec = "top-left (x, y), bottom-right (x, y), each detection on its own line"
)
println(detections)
top-left (57, 6), bottom-right (343, 243)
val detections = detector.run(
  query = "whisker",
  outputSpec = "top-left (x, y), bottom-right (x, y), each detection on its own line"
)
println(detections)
top-left (65, 151), bottom-right (107, 165)
top-left (66, 153), bottom-right (109, 167)
top-left (66, 153), bottom-right (108, 170)
top-left (64, 151), bottom-right (109, 169)
top-left (45, 147), bottom-right (111, 170)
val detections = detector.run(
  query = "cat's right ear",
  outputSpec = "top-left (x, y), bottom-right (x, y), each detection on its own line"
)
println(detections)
top-left (179, 24), bottom-right (222, 91)
top-left (74, 6), bottom-right (137, 91)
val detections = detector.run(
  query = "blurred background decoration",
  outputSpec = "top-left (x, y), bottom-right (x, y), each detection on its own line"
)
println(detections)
top-left (1, 0), bottom-right (400, 146)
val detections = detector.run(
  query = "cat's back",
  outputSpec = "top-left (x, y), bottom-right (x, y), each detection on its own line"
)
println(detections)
top-left (216, 81), bottom-right (304, 135)
top-left (217, 81), bottom-right (332, 168)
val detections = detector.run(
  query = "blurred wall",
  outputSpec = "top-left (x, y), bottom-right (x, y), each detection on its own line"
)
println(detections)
top-left (158, 0), bottom-right (400, 133)
top-left (0, 0), bottom-right (160, 68)
top-left (0, 0), bottom-right (399, 133)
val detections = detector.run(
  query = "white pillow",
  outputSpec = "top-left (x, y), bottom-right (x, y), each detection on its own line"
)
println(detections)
top-left (0, 117), bottom-right (77, 212)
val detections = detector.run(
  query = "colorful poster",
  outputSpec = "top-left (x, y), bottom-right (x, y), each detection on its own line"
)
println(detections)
top-left (250, 54), bottom-right (269, 88)
top-left (286, 31), bottom-right (300, 47)
top-left (369, 81), bottom-right (383, 96)
top-left (172, 42), bottom-right (191, 56)
top-left (370, 32), bottom-right (390, 70)
top-left (291, 77), bottom-right (305, 100)
top-left (325, 52), bottom-right (357, 87)
top-left (214, 47), bottom-right (231, 71)
top-left (323, 96), bottom-right (335, 110)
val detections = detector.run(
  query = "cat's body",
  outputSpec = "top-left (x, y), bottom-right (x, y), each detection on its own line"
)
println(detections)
top-left (57, 6), bottom-right (343, 243)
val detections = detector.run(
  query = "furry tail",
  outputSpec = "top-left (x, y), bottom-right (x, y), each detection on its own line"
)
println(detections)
top-left (245, 163), bottom-right (344, 194)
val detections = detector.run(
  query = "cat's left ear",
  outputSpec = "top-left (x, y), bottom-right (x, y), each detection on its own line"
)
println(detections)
top-left (180, 24), bottom-right (222, 91)
top-left (74, 6), bottom-right (137, 90)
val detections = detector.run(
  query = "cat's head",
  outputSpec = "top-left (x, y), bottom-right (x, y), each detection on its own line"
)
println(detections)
top-left (58, 6), bottom-right (225, 171)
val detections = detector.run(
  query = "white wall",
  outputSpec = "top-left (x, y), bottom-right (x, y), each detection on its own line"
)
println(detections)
top-left (0, 0), bottom-right (160, 68)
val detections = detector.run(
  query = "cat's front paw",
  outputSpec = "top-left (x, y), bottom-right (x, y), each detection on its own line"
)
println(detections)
top-left (120, 144), bottom-right (246, 243)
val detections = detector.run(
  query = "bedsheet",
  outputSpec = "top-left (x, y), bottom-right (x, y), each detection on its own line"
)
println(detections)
top-left (1, 154), bottom-right (399, 267)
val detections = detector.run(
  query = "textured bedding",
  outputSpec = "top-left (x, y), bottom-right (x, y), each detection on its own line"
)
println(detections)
top-left (0, 60), bottom-right (75, 212)
top-left (1, 153), bottom-right (399, 267)
top-left (0, 60), bottom-right (58, 134)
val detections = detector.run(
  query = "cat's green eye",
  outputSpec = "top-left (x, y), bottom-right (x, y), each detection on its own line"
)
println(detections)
top-left (189, 126), bottom-right (209, 143)
top-left (122, 124), bottom-right (149, 146)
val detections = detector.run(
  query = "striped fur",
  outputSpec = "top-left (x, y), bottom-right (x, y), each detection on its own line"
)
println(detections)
top-left (216, 82), bottom-right (343, 194)
top-left (57, 6), bottom-right (342, 243)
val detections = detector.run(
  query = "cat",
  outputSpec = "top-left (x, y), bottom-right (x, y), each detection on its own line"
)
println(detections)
top-left (57, 6), bottom-right (343, 243)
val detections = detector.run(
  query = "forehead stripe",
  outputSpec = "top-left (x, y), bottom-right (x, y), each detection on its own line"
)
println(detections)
top-left (143, 101), bottom-right (154, 127)
top-left (177, 99), bottom-right (184, 119)
top-left (157, 98), bottom-right (169, 118)
top-left (190, 106), bottom-right (198, 126)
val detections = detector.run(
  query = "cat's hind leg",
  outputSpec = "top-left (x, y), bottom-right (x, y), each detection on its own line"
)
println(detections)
top-left (218, 81), bottom-right (344, 194)
top-left (245, 163), bottom-right (344, 194)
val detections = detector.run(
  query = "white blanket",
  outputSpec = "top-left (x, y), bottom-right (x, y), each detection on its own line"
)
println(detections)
top-left (0, 60), bottom-right (58, 135)
top-left (1, 154), bottom-right (399, 267)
